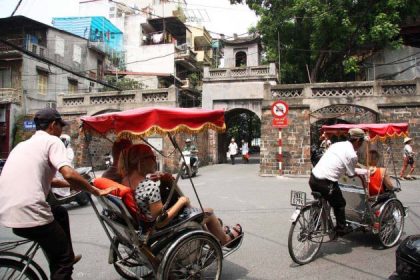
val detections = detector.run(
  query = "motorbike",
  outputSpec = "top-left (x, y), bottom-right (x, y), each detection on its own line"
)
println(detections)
top-left (104, 153), bottom-right (113, 168)
top-left (180, 150), bottom-right (199, 179)
top-left (48, 167), bottom-right (93, 207)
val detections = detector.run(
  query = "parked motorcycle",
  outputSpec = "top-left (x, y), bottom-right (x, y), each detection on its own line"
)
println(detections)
top-left (180, 150), bottom-right (199, 179)
top-left (104, 153), bottom-right (113, 168)
top-left (48, 167), bottom-right (93, 206)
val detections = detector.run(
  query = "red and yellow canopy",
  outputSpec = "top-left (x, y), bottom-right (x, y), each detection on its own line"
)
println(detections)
top-left (81, 107), bottom-right (226, 140)
top-left (322, 123), bottom-right (409, 142)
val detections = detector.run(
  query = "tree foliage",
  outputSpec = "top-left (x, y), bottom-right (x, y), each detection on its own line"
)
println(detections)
top-left (230, 0), bottom-right (419, 83)
top-left (226, 111), bottom-right (261, 144)
top-left (103, 76), bottom-right (146, 91)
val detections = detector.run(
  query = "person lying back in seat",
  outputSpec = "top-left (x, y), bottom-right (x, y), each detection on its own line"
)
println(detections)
top-left (368, 150), bottom-right (395, 196)
top-left (117, 144), bottom-right (242, 247)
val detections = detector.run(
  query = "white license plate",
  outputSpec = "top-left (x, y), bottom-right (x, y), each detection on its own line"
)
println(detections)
top-left (290, 209), bottom-right (301, 222)
top-left (290, 190), bottom-right (306, 207)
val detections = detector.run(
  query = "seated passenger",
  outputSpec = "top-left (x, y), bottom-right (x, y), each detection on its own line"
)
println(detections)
top-left (119, 144), bottom-right (242, 247)
top-left (368, 150), bottom-right (394, 196)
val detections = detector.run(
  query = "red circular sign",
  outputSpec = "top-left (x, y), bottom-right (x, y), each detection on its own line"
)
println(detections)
top-left (271, 101), bottom-right (289, 118)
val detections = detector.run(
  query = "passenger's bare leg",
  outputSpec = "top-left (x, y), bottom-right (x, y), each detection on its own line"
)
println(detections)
top-left (203, 208), bottom-right (230, 245)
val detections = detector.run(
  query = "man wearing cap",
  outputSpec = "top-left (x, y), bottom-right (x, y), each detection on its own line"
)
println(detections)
top-left (309, 128), bottom-right (366, 236)
top-left (400, 137), bottom-right (415, 179)
top-left (0, 108), bottom-right (116, 280)
top-left (183, 138), bottom-right (198, 168)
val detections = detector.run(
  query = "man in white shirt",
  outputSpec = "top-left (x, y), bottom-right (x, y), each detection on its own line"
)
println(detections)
top-left (309, 128), bottom-right (366, 236)
top-left (0, 108), bottom-right (116, 280)
top-left (228, 138), bottom-right (238, 165)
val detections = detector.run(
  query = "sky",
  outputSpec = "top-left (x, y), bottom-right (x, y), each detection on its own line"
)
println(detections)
top-left (0, 0), bottom-right (259, 37)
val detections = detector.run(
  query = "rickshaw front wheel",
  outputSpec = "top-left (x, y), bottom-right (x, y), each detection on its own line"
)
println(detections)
top-left (378, 200), bottom-right (405, 248)
top-left (159, 232), bottom-right (223, 279)
top-left (288, 205), bottom-right (324, 265)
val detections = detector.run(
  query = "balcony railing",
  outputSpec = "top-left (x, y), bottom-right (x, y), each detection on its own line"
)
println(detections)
top-left (0, 88), bottom-right (22, 104)
top-left (204, 63), bottom-right (277, 81)
top-left (270, 79), bottom-right (419, 99)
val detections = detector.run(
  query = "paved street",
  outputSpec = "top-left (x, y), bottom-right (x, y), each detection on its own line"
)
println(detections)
top-left (1, 161), bottom-right (420, 279)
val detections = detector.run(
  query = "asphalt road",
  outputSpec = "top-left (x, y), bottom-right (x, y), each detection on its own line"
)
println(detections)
top-left (1, 160), bottom-right (420, 279)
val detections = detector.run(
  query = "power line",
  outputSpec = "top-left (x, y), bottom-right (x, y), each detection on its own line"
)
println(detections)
top-left (11, 0), bottom-right (24, 16)
top-left (0, 37), bottom-right (121, 90)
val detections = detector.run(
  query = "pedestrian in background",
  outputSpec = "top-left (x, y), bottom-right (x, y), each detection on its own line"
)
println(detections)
top-left (228, 138), bottom-right (238, 165)
top-left (241, 139), bottom-right (249, 163)
top-left (400, 137), bottom-right (416, 180)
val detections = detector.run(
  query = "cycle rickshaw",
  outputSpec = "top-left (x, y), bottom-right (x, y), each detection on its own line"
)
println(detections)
top-left (81, 107), bottom-right (243, 279)
top-left (288, 123), bottom-right (409, 265)
top-left (0, 107), bottom-right (243, 280)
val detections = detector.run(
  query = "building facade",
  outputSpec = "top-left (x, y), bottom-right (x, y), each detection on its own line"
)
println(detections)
top-left (0, 16), bottom-right (112, 157)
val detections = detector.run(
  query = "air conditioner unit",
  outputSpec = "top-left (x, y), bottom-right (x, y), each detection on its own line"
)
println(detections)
top-left (46, 102), bottom-right (56, 109)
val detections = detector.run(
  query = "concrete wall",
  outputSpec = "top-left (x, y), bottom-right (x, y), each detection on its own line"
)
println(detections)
top-left (365, 46), bottom-right (420, 80)
top-left (261, 78), bottom-right (420, 176)
top-left (126, 43), bottom-right (175, 74)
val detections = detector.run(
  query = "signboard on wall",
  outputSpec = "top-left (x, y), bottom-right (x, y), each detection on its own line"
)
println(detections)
top-left (23, 121), bottom-right (36, 130)
top-left (271, 100), bottom-right (289, 118)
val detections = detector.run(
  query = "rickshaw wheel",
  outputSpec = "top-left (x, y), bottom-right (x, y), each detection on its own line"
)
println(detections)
top-left (160, 232), bottom-right (223, 279)
top-left (378, 200), bottom-right (405, 248)
top-left (112, 238), bottom-right (154, 279)
top-left (288, 205), bottom-right (324, 265)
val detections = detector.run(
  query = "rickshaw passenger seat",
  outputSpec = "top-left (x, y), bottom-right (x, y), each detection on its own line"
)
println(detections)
top-left (312, 192), bottom-right (322, 199)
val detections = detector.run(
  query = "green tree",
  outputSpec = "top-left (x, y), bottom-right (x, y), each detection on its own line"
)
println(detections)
top-left (103, 76), bottom-right (146, 91)
top-left (230, 0), bottom-right (419, 83)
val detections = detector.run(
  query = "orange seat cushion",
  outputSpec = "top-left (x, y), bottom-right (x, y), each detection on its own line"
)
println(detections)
top-left (93, 177), bottom-right (139, 218)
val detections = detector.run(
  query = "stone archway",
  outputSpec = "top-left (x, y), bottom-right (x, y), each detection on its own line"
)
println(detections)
top-left (309, 104), bottom-right (379, 164)
top-left (218, 108), bottom-right (261, 163)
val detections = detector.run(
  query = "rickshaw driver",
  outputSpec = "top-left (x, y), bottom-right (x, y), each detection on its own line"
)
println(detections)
top-left (309, 128), bottom-right (367, 236)
top-left (0, 108), bottom-right (117, 280)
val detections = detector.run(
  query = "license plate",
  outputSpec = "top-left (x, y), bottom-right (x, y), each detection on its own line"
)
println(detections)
top-left (290, 190), bottom-right (306, 207)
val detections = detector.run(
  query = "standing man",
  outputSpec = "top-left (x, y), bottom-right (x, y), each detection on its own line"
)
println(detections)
top-left (228, 138), bottom-right (238, 165)
top-left (0, 108), bottom-right (116, 280)
top-left (309, 128), bottom-right (366, 236)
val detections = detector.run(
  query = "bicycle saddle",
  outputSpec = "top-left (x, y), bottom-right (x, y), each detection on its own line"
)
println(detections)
top-left (311, 192), bottom-right (322, 199)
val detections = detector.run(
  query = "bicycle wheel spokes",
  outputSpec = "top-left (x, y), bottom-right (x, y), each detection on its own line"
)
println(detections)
top-left (162, 235), bottom-right (222, 280)
top-left (288, 205), bottom-right (324, 265)
top-left (0, 258), bottom-right (39, 280)
top-left (379, 201), bottom-right (404, 248)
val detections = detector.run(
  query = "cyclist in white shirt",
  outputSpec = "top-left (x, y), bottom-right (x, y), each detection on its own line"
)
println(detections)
top-left (309, 128), bottom-right (366, 236)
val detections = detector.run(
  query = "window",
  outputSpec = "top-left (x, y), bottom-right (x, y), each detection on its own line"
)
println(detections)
top-left (68, 78), bottom-right (78, 93)
top-left (235, 51), bottom-right (247, 67)
top-left (37, 71), bottom-right (48, 95)
top-left (0, 68), bottom-right (11, 88)
top-left (31, 44), bottom-right (37, 54)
